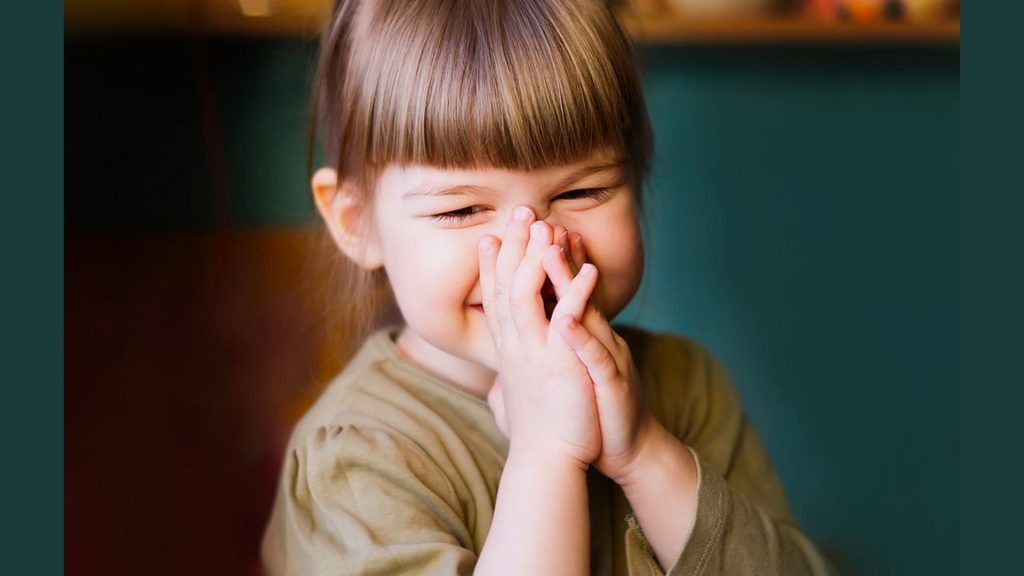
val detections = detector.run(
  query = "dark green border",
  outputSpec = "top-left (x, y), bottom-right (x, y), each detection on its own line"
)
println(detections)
top-left (3, 1), bottom-right (63, 574)
top-left (963, 2), bottom-right (1020, 574)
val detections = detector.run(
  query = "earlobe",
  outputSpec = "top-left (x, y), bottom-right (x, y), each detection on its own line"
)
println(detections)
top-left (311, 168), bottom-right (384, 270)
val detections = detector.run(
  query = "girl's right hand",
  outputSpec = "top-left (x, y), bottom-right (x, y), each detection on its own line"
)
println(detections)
top-left (478, 206), bottom-right (602, 469)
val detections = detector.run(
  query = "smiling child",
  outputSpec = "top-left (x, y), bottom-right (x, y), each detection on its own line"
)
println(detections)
top-left (261, 1), bottom-right (834, 574)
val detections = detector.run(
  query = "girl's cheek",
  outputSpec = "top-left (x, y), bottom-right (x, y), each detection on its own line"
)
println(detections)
top-left (427, 233), bottom-right (480, 273)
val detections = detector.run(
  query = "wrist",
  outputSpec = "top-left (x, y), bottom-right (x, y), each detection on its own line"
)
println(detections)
top-left (506, 438), bottom-right (592, 474)
top-left (613, 424), bottom-right (699, 571)
top-left (610, 420), bottom-right (687, 490)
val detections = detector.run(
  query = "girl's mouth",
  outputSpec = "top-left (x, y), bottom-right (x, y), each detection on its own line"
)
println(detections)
top-left (469, 281), bottom-right (558, 319)
top-left (541, 280), bottom-right (557, 320)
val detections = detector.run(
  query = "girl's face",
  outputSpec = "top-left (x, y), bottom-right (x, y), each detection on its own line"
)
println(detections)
top-left (367, 149), bottom-right (644, 395)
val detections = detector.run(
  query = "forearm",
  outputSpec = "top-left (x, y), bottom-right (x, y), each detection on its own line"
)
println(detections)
top-left (618, 424), bottom-right (834, 575)
top-left (616, 422), bottom-right (699, 571)
top-left (476, 446), bottom-right (591, 575)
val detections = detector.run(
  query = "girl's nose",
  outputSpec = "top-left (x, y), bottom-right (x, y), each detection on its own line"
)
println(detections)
top-left (491, 205), bottom-right (564, 240)
top-left (526, 211), bottom-right (565, 240)
top-left (520, 204), bottom-right (563, 229)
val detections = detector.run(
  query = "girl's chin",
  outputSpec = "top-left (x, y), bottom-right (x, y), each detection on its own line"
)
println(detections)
top-left (470, 341), bottom-right (500, 374)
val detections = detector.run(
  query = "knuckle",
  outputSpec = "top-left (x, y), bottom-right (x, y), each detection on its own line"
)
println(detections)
top-left (508, 290), bottom-right (533, 311)
top-left (507, 284), bottom-right (528, 306)
top-left (593, 348), bottom-right (617, 374)
top-left (613, 332), bottom-right (628, 351)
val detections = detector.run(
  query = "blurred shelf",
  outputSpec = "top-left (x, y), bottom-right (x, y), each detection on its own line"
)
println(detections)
top-left (620, 14), bottom-right (959, 45)
top-left (65, 0), bottom-right (959, 46)
top-left (64, 0), bottom-right (333, 38)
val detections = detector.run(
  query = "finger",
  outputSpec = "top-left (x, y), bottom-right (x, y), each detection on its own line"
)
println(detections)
top-left (553, 224), bottom-right (567, 248)
top-left (494, 206), bottom-right (535, 328)
top-left (478, 234), bottom-right (501, 340)
top-left (542, 235), bottom-right (615, 353)
top-left (510, 220), bottom-right (554, 338)
top-left (542, 242), bottom-right (576, 299)
top-left (546, 249), bottom-right (617, 360)
top-left (579, 295), bottom-right (620, 361)
top-left (554, 225), bottom-right (578, 277)
top-left (555, 314), bottom-right (621, 385)
top-left (545, 260), bottom-right (600, 377)
top-left (565, 233), bottom-right (618, 348)
top-left (549, 262), bottom-right (599, 323)
top-left (569, 232), bottom-right (586, 275)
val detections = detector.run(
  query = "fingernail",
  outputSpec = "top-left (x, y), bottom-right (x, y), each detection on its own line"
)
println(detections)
top-left (545, 244), bottom-right (565, 261)
top-left (514, 206), bottom-right (532, 222)
top-left (530, 221), bottom-right (546, 238)
top-left (580, 263), bottom-right (595, 276)
top-left (479, 236), bottom-right (495, 252)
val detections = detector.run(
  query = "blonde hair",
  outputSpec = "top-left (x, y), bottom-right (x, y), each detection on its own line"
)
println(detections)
top-left (310, 0), bottom-right (652, 362)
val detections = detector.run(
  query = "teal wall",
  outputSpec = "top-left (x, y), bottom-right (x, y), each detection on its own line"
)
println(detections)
top-left (625, 46), bottom-right (958, 575)
top-left (67, 38), bottom-right (958, 574)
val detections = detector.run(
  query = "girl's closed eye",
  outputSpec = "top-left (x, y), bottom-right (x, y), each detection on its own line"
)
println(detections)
top-left (555, 187), bottom-right (615, 204)
top-left (432, 205), bottom-right (487, 226)
top-left (430, 188), bottom-right (615, 226)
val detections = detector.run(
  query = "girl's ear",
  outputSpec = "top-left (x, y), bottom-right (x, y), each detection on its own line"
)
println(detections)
top-left (311, 168), bottom-right (384, 270)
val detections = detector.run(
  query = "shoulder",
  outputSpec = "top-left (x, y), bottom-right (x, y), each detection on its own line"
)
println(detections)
top-left (614, 325), bottom-right (742, 443)
top-left (287, 423), bottom-right (463, 509)
top-left (287, 330), bottom-right (411, 438)
top-left (288, 328), bottom-right (494, 451)
top-left (614, 324), bottom-right (721, 390)
top-left (615, 325), bottom-right (706, 368)
top-left (282, 366), bottom-right (471, 501)
top-left (263, 422), bottom-right (479, 574)
top-left (271, 328), bottom-right (504, 531)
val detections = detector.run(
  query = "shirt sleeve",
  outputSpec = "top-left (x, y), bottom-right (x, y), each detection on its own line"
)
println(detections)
top-left (621, 331), bottom-right (836, 576)
top-left (261, 424), bottom-right (477, 576)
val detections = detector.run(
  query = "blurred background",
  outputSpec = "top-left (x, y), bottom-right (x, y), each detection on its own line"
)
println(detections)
top-left (65, 0), bottom-right (959, 574)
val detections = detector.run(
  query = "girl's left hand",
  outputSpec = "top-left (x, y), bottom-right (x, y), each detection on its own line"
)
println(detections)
top-left (487, 227), bottom-right (662, 484)
top-left (542, 236), bottom-right (660, 484)
top-left (479, 212), bottom-right (603, 470)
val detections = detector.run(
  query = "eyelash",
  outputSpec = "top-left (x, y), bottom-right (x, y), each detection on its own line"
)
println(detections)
top-left (433, 205), bottom-right (486, 225)
top-left (431, 188), bottom-right (614, 225)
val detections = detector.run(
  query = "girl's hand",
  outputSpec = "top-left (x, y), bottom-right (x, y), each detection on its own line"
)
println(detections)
top-left (486, 226), bottom-right (598, 441)
top-left (543, 232), bottom-right (662, 485)
top-left (478, 207), bottom-right (602, 469)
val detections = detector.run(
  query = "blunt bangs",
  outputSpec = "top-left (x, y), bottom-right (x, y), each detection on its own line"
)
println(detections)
top-left (314, 0), bottom-right (651, 191)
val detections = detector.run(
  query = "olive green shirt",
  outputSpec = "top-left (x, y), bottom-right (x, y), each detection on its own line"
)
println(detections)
top-left (261, 326), bottom-right (833, 575)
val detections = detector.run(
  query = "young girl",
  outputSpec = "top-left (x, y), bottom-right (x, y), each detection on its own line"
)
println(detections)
top-left (262, 1), bottom-right (833, 574)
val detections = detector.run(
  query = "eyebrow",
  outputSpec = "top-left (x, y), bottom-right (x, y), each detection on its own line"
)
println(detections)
top-left (402, 160), bottom-right (627, 200)
top-left (402, 184), bottom-right (492, 200)
top-left (551, 160), bottom-right (626, 190)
